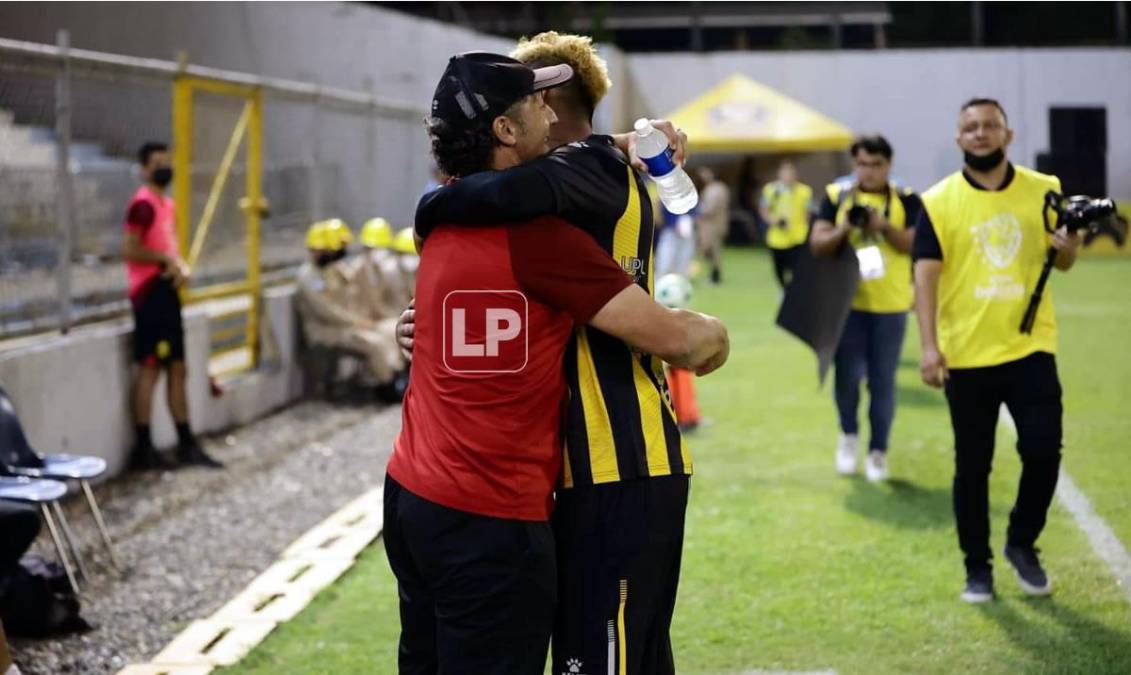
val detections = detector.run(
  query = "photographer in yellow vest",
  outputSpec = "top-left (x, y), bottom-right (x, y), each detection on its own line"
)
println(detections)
top-left (758, 160), bottom-right (812, 288)
top-left (811, 135), bottom-right (923, 483)
top-left (913, 98), bottom-right (1081, 604)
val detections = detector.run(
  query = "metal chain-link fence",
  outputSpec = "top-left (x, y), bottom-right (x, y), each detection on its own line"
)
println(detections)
top-left (0, 33), bottom-right (424, 342)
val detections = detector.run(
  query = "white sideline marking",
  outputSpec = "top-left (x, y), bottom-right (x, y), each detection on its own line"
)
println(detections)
top-left (998, 404), bottom-right (1131, 603)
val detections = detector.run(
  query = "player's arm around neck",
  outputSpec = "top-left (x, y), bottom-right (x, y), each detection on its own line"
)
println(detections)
top-left (913, 259), bottom-right (947, 388)
top-left (588, 284), bottom-right (729, 376)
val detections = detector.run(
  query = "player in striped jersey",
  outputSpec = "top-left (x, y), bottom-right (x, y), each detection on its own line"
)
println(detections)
top-left (411, 32), bottom-right (722, 675)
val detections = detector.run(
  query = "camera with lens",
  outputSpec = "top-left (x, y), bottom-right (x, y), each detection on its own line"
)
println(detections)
top-left (1022, 192), bottom-right (1121, 334)
top-left (846, 205), bottom-right (872, 228)
top-left (1056, 195), bottom-right (1118, 236)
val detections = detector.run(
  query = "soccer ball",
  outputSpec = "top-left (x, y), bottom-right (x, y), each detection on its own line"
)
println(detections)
top-left (655, 274), bottom-right (693, 309)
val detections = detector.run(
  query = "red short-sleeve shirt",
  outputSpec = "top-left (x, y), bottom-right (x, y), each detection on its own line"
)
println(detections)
top-left (387, 216), bottom-right (632, 521)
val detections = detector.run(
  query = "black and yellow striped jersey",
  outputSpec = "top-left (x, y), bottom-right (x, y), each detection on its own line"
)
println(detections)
top-left (415, 134), bottom-right (690, 488)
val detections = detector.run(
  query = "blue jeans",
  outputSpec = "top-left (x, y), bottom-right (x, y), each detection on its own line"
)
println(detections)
top-left (655, 227), bottom-right (696, 278)
top-left (833, 310), bottom-right (908, 452)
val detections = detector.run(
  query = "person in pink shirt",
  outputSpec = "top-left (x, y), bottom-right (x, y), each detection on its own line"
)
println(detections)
top-left (122, 142), bottom-right (221, 470)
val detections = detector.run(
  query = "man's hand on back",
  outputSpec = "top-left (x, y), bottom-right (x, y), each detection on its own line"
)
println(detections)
top-left (396, 300), bottom-right (415, 362)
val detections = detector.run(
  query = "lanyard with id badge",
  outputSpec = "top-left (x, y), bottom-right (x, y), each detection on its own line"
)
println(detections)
top-left (845, 187), bottom-right (891, 282)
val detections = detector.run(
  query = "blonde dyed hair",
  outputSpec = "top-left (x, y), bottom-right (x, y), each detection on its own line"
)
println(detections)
top-left (511, 31), bottom-right (612, 110)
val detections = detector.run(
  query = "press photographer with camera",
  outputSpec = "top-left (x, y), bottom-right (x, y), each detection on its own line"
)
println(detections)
top-left (811, 135), bottom-right (924, 482)
top-left (912, 98), bottom-right (1098, 604)
top-left (759, 160), bottom-right (813, 288)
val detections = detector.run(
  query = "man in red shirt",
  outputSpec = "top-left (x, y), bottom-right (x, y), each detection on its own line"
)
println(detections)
top-left (384, 53), bottom-right (729, 674)
top-left (122, 142), bottom-right (221, 470)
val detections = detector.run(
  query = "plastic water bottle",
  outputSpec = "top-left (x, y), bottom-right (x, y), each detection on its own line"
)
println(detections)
top-left (634, 118), bottom-right (698, 214)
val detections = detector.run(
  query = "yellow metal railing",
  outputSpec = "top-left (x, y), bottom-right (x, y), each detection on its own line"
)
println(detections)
top-left (173, 74), bottom-right (265, 377)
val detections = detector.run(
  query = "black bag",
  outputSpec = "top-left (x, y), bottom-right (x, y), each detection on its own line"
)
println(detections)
top-left (0, 555), bottom-right (91, 638)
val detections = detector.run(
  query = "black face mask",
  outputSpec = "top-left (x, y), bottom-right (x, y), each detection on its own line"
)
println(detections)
top-left (315, 250), bottom-right (346, 268)
top-left (963, 148), bottom-right (1006, 173)
top-left (151, 167), bottom-right (173, 187)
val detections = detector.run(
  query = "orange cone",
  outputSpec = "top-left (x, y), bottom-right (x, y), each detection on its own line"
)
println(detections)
top-left (666, 366), bottom-right (701, 430)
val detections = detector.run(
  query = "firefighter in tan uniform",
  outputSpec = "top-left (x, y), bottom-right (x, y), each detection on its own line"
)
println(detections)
top-left (351, 217), bottom-right (410, 320)
top-left (296, 220), bottom-right (406, 398)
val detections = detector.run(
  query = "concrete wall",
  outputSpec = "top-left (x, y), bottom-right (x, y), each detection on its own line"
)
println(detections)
top-left (625, 48), bottom-right (1131, 196)
top-left (0, 286), bottom-right (304, 477)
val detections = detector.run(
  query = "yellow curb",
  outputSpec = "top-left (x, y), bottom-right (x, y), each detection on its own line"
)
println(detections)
top-left (151, 619), bottom-right (277, 667)
top-left (117, 486), bottom-right (383, 674)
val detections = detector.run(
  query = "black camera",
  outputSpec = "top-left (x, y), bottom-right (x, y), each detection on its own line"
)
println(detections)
top-left (1058, 195), bottom-right (1116, 233)
top-left (1022, 191), bottom-right (1121, 334)
top-left (846, 205), bottom-right (871, 228)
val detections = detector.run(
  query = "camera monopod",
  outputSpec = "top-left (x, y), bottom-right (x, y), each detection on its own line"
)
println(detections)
top-left (1020, 190), bottom-right (1116, 334)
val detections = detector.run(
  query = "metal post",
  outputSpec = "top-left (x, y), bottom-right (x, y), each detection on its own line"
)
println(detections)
top-left (689, 1), bottom-right (704, 52)
top-left (1117, 2), bottom-right (1129, 45)
top-left (309, 92), bottom-right (323, 223)
top-left (246, 88), bottom-right (263, 367)
top-left (365, 79), bottom-right (378, 218)
top-left (874, 22), bottom-right (888, 49)
top-left (54, 29), bottom-right (75, 334)
top-left (173, 53), bottom-right (194, 265)
top-left (971, 2), bottom-right (984, 46)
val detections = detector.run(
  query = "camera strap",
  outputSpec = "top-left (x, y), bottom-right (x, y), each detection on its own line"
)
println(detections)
top-left (842, 183), bottom-right (893, 220)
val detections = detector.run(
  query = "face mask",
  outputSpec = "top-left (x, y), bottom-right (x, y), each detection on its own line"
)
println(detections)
top-left (151, 167), bottom-right (173, 187)
top-left (963, 148), bottom-right (1005, 172)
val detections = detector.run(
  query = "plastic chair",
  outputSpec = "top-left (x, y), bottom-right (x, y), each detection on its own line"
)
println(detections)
top-left (0, 476), bottom-right (80, 595)
top-left (0, 386), bottom-right (121, 573)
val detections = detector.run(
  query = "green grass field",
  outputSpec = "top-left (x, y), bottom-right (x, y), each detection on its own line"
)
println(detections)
top-left (226, 250), bottom-right (1131, 675)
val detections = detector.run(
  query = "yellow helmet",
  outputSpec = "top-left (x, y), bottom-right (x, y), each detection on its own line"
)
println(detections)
top-left (391, 227), bottom-right (418, 255)
top-left (361, 217), bottom-right (394, 249)
top-left (322, 218), bottom-right (353, 251)
top-left (305, 221), bottom-right (331, 250)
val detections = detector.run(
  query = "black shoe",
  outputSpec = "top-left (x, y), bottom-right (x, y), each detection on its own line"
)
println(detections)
top-left (710, 267), bottom-right (721, 285)
top-left (177, 440), bottom-right (224, 469)
top-left (960, 568), bottom-right (995, 604)
top-left (375, 371), bottom-right (408, 404)
top-left (129, 445), bottom-right (176, 471)
top-left (1004, 544), bottom-right (1051, 596)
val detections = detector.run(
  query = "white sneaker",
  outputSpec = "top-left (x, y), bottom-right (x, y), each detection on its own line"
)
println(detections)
top-left (836, 433), bottom-right (859, 475)
top-left (865, 451), bottom-right (889, 482)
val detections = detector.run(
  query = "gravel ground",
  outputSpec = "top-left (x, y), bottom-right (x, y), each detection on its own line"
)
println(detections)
top-left (8, 398), bottom-right (401, 675)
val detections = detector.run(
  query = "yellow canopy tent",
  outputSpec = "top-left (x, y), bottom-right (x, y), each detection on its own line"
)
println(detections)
top-left (665, 74), bottom-right (854, 153)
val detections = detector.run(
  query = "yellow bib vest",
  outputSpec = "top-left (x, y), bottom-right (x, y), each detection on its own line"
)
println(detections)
top-left (920, 165), bottom-right (1061, 369)
top-left (826, 182), bottom-right (914, 314)
top-left (761, 181), bottom-right (812, 249)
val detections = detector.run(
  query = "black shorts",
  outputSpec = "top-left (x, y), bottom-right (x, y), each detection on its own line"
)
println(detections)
top-left (131, 278), bottom-right (185, 366)
top-left (551, 475), bottom-right (690, 675)
top-left (383, 475), bottom-right (556, 675)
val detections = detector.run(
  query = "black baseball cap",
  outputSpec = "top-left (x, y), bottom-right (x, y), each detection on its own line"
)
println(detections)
top-left (431, 52), bottom-right (573, 130)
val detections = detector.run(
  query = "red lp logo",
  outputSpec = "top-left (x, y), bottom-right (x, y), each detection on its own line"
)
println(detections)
top-left (443, 290), bottom-right (528, 373)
